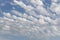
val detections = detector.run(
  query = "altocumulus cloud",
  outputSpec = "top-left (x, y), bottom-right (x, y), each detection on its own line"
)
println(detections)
top-left (0, 0), bottom-right (60, 40)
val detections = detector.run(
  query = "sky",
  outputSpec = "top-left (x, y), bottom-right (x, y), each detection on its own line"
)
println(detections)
top-left (0, 0), bottom-right (60, 40)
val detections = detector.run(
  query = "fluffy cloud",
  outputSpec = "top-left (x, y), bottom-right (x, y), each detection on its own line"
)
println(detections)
top-left (0, 0), bottom-right (60, 40)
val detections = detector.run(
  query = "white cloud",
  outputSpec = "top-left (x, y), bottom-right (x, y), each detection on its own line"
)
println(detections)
top-left (0, 0), bottom-right (60, 40)
top-left (2, 25), bottom-right (10, 30)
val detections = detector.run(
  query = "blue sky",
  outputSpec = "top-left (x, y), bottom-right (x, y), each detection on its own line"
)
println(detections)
top-left (0, 0), bottom-right (60, 40)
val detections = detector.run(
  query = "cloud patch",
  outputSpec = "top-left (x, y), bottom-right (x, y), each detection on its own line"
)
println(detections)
top-left (0, 0), bottom-right (60, 40)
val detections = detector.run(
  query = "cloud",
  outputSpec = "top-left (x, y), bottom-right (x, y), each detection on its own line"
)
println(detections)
top-left (0, 0), bottom-right (60, 40)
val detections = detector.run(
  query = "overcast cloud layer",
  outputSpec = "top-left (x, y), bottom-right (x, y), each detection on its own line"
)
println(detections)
top-left (0, 0), bottom-right (60, 40)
